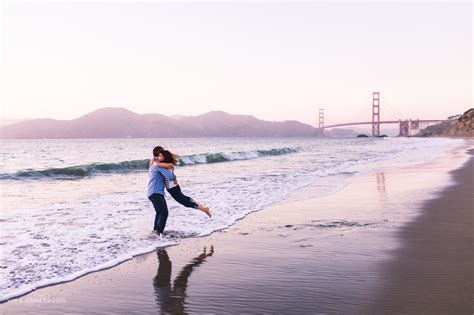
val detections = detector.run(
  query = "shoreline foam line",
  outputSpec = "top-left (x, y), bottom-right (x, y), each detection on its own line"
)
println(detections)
top-left (0, 239), bottom-right (180, 303)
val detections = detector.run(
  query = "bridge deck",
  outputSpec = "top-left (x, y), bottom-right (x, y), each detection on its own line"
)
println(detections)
top-left (323, 120), bottom-right (443, 129)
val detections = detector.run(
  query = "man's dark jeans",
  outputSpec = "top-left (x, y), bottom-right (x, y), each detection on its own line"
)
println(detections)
top-left (148, 193), bottom-right (168, 233)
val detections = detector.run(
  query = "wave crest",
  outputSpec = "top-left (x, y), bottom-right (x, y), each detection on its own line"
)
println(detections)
top-left (178, 148), bottom-right (297, 165)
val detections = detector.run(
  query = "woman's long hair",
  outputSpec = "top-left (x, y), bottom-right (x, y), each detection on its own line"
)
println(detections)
top-left (161, 150), bottom-right (179, 165)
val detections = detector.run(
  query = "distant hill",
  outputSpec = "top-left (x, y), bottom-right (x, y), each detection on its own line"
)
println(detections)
top-left (0, 118), bottom-right (28, 127)
top-left (417, 108), bottom-right (474, 137)
top-left (0, 107), bottom-right (318, 139)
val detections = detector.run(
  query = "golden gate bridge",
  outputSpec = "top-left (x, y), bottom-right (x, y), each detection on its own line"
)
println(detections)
top-left (317, 92), bottom-right (444, 137)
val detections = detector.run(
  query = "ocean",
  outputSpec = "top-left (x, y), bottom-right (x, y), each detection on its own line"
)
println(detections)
top-left (0, 137), bottom-right (464, 301)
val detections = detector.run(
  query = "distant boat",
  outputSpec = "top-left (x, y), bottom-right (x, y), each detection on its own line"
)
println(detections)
top-left (357, 134), bottom-right (368, 138)
top-left (376, 135), bottom-right (388, 138)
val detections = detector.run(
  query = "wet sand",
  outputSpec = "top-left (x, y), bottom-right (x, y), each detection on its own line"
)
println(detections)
top-left (368, 149), bottom-right (474, 314)
top-left (1, 147), bottom-right (473, 314)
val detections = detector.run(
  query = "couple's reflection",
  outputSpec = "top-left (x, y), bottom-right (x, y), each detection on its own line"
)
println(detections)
top-left (154, 246), bottom-right (214, 314)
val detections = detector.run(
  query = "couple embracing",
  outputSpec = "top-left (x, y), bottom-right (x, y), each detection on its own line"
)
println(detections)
top-left (147, 146), bottom-right (211, 237)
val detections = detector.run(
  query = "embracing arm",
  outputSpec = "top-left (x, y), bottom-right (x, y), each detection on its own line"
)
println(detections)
top-left (150, 159), bottom-right (174, 170)
top-left (158, 168), bottom-right (176, 189)
top-left (155, 162), bottom-right (174, 169)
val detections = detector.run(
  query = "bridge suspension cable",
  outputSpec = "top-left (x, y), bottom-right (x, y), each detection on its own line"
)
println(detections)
top-left (350, 103), bottom-right (371, 123)
top-left (380, 94), bottom-right (403, 120)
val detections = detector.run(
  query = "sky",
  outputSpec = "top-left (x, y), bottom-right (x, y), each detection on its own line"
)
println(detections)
top-left (1, 1), bottom-right (472, 126)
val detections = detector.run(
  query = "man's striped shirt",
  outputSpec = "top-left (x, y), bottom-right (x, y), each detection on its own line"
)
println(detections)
top-left (147, 166), bottom-right (175, 197)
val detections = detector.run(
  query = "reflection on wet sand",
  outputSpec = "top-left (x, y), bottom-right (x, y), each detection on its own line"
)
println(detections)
top-left (376, 172), bottom-right (387, 201)
top-left (153, 246), bottom-right (214, 314)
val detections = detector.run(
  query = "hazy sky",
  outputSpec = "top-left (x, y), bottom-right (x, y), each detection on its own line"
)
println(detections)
top-left (1, 1), bottom-right (472, 126)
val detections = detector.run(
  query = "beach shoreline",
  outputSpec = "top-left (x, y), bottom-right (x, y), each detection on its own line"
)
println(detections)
top-left (2, 143), bottom-right (473, 314)
top-left (368, 148), bottom-right (474, 314)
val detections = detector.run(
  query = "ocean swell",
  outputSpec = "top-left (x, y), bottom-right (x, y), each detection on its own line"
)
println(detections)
top-left (0, 147), bottom-right (299, 180)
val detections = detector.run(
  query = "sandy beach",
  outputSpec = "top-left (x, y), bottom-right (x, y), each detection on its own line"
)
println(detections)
top-left (369, 148), bottom-right (474, 314)
top-left (2, 146), bottom-right (473, 314)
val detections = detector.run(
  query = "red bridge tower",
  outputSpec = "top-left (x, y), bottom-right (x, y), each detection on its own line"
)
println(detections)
top-left (372, 92), bottom-right (380, 136)
top-left (318, 108), bottom-right (324, 136)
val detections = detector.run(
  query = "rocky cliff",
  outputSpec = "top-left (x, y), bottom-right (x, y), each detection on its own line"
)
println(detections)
top-left (417, 108), bottom-right (474, 137)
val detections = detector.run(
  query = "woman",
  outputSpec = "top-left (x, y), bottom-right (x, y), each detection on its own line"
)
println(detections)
top-left (158, 149), bottom-right (212, 218)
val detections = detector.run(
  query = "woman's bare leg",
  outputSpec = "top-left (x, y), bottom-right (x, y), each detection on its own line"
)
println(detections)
top-left (197, 204), bottom-right (212, 218)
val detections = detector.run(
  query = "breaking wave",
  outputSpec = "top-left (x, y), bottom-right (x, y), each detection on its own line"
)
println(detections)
top-left (0, 148), bottom-right (299, 180)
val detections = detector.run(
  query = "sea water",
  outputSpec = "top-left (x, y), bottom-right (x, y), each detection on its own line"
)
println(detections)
top-left (0, 137), bottom-right (464, 301)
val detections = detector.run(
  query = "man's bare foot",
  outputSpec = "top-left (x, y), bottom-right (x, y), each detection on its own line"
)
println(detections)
top-left (147, 230), bottom-right (160, 239)
top-left (198, 204), bottom-right (212, 218)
